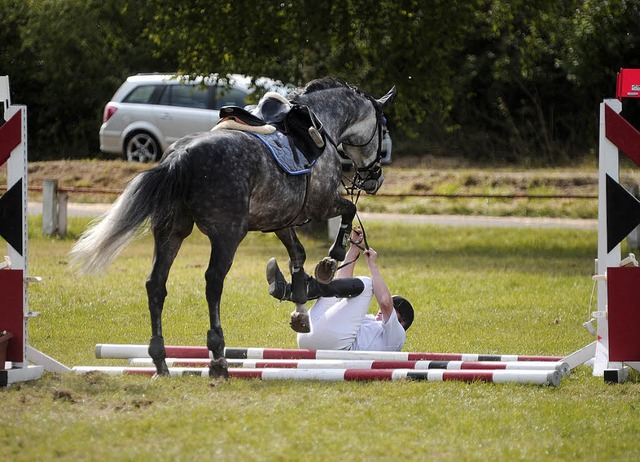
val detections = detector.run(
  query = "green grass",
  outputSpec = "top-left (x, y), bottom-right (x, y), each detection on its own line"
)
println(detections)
top-left (3, 217), bottom-right (640, 461)
top-left (355, 195), bottom-right (599, 219)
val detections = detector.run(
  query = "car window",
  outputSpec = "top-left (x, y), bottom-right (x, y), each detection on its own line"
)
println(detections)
top-left (215, 87), bottom-right (250, 109)
top-left (123, 85), bottom-right (162, 104)
top-left (159, 84), bottom-right (210, 109)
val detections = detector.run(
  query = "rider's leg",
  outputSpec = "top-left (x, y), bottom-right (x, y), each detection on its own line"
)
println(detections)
top-left (307, 276), bottom-right (364, 300)
top-left (297, 277), bottom-right (373, 350)
top-left (268, 258), bottom-right (364, 301)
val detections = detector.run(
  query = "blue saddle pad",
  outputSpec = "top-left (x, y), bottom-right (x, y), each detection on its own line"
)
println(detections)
top-left (250, 131), bottom-right (317, 175)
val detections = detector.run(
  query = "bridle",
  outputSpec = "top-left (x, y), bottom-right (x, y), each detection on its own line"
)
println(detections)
top-left (331, 101), bottom-right (388, 265)
top-left (342, 100), bottom-right (386, 197)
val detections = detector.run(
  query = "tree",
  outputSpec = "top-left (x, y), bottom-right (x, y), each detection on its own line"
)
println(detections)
top-left (1, 0), bottom-right (171, 159)
top-left (144, 0), bottom-right (478, 141)
top-left (559, 0), bottom-right (640, 127)
top-left (448, 0), bottom-right (640, 164)
top-left (2, 0), bottom-right (638, 163)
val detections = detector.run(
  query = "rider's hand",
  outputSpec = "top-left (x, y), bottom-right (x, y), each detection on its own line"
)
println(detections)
top-left (351, 226), bottom-right (363, 245)
top-left (364, 248), bottom-right (377, 265)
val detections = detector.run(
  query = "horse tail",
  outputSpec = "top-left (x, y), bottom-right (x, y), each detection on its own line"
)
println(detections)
top-left (70, 154), bottom-right (190, 274)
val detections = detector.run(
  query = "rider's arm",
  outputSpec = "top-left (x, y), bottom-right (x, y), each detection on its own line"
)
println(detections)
top-left (365, 248), bottom-right (394, 322)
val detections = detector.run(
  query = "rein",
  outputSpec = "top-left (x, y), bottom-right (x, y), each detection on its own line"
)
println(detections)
top-left (335, 184), bottom-right (371, 271)
top-left (334, 98), bottom-right (385, 271)
top-left (341, 119), bottom-right (379, 150)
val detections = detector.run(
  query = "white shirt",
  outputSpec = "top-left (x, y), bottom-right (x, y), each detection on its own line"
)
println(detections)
top-left (297, 276), bottom-right (406, 351)
top-left (352, 311), bottom-right (406, 351)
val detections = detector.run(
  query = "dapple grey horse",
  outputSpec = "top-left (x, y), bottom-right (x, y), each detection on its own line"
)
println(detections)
top-left (70, 77), bottom-right (396, 379)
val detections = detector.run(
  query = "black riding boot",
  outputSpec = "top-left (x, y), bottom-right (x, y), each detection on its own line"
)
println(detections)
top-left (266, 258), bottom-right (291, 300)
top-left (268, 258), bottom-right (365, 301)
top-left (307, 276), bottom-right (365, 299)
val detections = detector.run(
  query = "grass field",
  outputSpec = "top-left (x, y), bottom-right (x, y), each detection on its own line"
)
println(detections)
top-left (2, 216), bottom-right (640, 461)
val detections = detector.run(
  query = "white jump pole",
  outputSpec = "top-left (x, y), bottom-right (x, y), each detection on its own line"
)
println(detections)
top-left (95, 344), bottom-right (564, 363)
top-left (72, 365), bottom-right (561, 386)
top-left (126, 357), bottom-right (571, 376)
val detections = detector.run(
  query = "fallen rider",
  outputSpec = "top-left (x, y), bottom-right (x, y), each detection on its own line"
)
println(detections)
top-left (266, 228), bottom-right (414, 351)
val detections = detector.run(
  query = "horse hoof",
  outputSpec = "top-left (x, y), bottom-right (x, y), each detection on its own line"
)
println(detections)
top-left (152, 367), bottom-right (170, 379)
top-left (290, 310), bottom-right (311, 333)
top-left (314, 257), bottom-right (337, 284)
top-left (152, 361), bottom-right (170, 378)
top-left (209, 358), bottom-right (229, 380)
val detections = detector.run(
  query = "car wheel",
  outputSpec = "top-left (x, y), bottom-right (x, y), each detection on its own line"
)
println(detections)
top-left (125, 132), bottom-right (161, 162)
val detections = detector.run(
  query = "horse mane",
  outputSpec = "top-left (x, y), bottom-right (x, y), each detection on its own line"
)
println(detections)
top-left (291, 77), bottom-right (369, 101)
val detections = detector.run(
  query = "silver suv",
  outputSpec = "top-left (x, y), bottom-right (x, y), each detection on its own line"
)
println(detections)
top-left (99, 74), bottom-right (279, 162)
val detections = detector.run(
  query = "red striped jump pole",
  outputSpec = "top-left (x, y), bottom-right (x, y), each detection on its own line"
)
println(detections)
top-left (72, 366), bottom-right (561, 386)
top-left (95, 344), bottom-right (564, 362)
top-left (126, 357), bottom-right (571, 376)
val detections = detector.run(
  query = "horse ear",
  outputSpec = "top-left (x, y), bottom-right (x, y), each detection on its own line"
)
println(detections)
top-left (377, 86), bottom-right (397, 108)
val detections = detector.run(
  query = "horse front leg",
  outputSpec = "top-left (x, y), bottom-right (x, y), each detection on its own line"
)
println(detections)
top-left (328, 199), bottom-right (357, 262)
top-left (313, 198), bottom-right (357, 283)
top-left (274, 228), bottom-right (310, 333)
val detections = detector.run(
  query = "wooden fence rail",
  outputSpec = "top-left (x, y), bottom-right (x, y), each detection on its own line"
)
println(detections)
top-left (0, 181), bottom-right (600, 237)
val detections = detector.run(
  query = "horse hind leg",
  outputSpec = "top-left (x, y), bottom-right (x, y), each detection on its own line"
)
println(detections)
top-left (203, 223), bottom-right (248, 379)
top-left (146, 216), bottom-right (194, 376)
top-left (204, 262), bottom-right (230, 379)
top-left (148, 334), bottom-right (169, 376)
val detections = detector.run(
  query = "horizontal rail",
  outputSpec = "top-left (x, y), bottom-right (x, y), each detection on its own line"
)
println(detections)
top-left (0, 184), bottom-right (599, 200)
top-left (0, 185), bottom-right (122, 195)
top-left (371, 192), bottom-right (598, 200)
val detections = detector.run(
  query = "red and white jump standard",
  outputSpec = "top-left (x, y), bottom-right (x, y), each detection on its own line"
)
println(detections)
top-left (565, 68), bottom-right (640, 383)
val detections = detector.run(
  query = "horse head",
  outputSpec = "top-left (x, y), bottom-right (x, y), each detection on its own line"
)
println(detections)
top-left (292, 78), bottom-right (396, 195)
top-left (338, 85), bottom-right (396, 195)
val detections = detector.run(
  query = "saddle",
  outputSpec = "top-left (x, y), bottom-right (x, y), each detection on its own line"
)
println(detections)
top-left (215, 92), bottom-right (328, 168)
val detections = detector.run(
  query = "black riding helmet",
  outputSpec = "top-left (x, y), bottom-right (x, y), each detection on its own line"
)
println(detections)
top-left (392, 295), bottom-right (414, 331)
